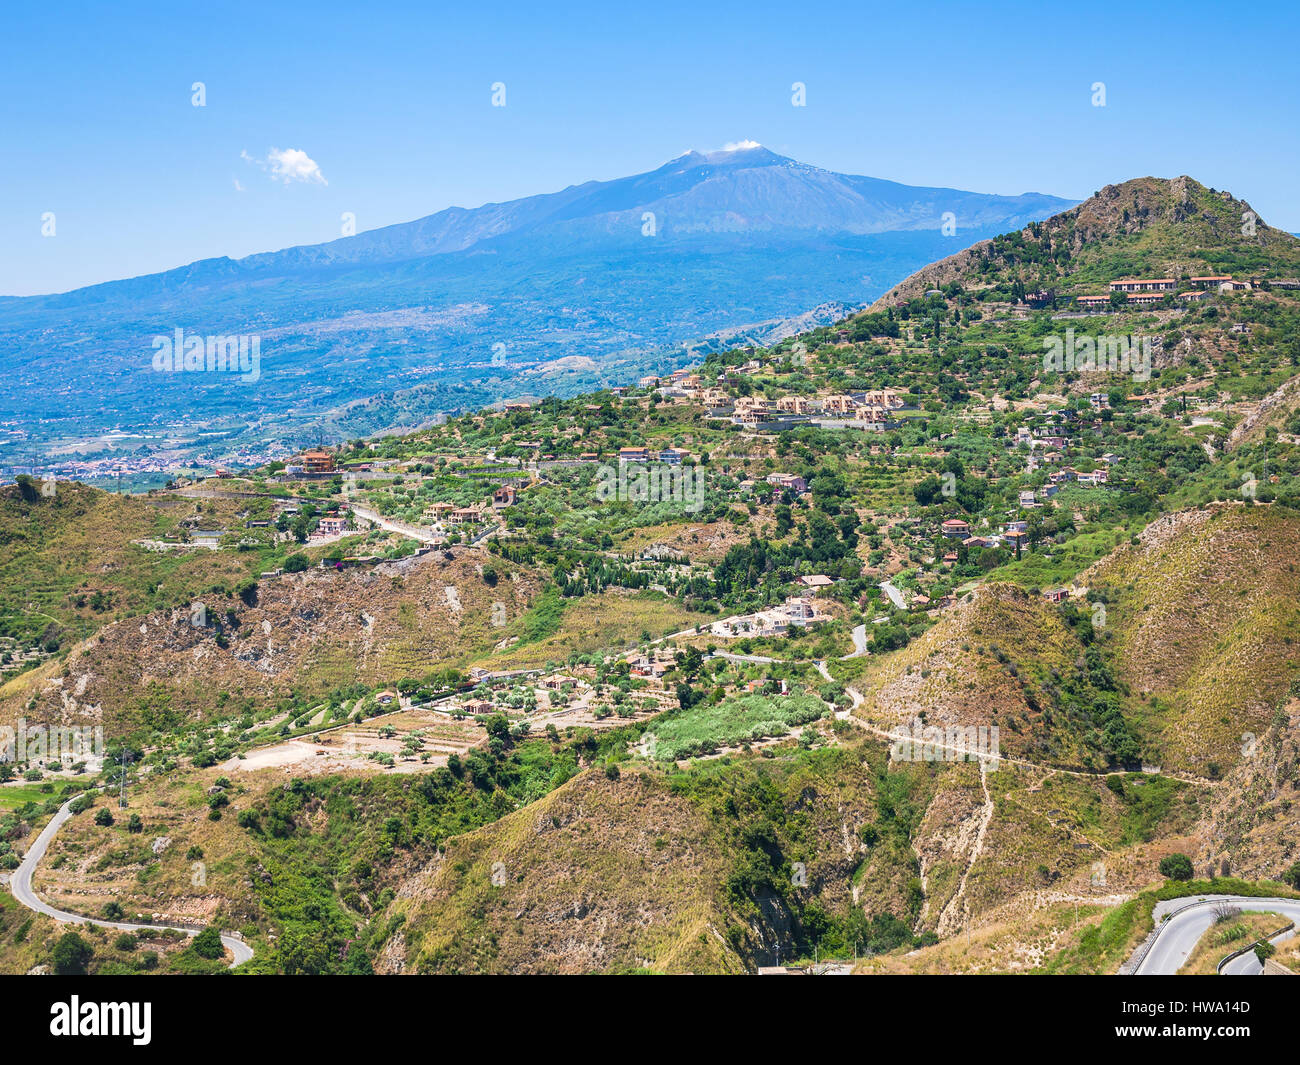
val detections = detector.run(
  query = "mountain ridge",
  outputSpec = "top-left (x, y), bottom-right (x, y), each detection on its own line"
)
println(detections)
top-left (868, 175), bottom-right (1300, 311)
top-left (6, 145), bottom-right (1073, 304)
top-left (0, 148), bottom-right (1074, 476)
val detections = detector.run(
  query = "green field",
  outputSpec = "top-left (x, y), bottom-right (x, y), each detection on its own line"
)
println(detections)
top-left (0, 780), bottom-right (79, 811)
top-left (646, 692), bottom-right (829, 761)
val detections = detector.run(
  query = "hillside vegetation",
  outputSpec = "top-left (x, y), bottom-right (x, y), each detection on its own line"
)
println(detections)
top-left (5, 173), bottom-right (1300, 976)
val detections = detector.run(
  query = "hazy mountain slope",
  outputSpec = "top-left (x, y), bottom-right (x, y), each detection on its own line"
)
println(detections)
top-left (8, 146), bottom-right (1070, 296)
top-left (0, 147), bottom-right (1070, 471)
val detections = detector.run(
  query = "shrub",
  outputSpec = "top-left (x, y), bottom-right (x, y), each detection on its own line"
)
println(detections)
top-left (191, 926), bottom-right (224, 960)
top-left (1159, 853), bottom-right (1194, 881)
top-left (52, 932), bottom-right (93, 975)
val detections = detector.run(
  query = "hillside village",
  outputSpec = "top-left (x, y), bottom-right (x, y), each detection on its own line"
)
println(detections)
top-left (2, 176), bottom-right (1300, 977)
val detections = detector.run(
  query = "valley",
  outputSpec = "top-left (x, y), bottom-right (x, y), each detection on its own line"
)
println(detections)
top-left (3, 175), bottom-right (1299, 977)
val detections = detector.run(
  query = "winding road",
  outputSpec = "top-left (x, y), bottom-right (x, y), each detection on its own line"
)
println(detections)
top-left (846, 624), bottom-right (868, 658)
top-left (1132, 895), bottom-right (1300, 975)
top-left (347, 501), bottom-right (441, 545)
top-left (10, 794), bottom-right (253, 969)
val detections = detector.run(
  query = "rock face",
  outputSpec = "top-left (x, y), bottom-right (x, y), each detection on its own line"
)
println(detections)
top-left (1196, 699), bottom-right (1300, 879)
top-left (2, 550), bottom-right (538, 735)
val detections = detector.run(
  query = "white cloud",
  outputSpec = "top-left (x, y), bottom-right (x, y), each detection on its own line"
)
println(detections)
top-left (233, 177), bottom-right (245, 192)
top-left (718, 139), bottom-right (762, 152)
top-left (241, 147), bottom-right (327, 185)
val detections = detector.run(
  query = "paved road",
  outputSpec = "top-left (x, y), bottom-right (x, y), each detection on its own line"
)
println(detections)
top-left (1134, 895), bottom-right (1300, 975)
top-left (348, 502), bottom-right (442, 545)
top-left (711, 651), bottom-right (778, 664)
top-left (11, 795), bottom-right (253, 968)
top-left (469, 522), bottom-right (502, 546)
top-left (846, 624), bottom-right (867, 657)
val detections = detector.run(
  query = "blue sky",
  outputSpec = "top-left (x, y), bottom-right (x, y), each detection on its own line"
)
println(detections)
top-left (4, 0), bottom-right (1298, 295)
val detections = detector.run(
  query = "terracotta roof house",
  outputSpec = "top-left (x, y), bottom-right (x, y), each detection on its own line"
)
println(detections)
top-left (1108, 278), bottom-right (1175, 292)
top-left (767, 473), bottom-right (808, 493)
top-left (299, 448), bottom-right (336, 473)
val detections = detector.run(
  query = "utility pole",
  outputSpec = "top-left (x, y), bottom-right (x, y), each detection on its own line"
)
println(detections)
top-left (118, 749), bottom-right (131, 808)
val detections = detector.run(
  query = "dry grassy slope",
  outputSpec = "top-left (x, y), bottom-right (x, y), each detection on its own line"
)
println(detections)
top-left (0, 482), bottom-right (260, 641)
top-left (908, 762), bottom-right (986, 933)
top-left (371, 738), bottom-right (1203, 971)
top-left (27, 770), bottom-right (278, 932)
top-left (856, 899), bottom-right (1093, 974)
top-left (1229, 373), bottom-right (1300, 450)
top-left (852, 584), bottom-right (1091, 767)
top-left (0, 549), bottom-right (539, 734)
top-left (1086, 505), bottom-right (1300, 774)
top-left (377, 746), bottom-right (940, 974)
top-left (1195, 698), bottom-right (1300, 880)
top-left (896, 757), bottom-right (1202, 938)
top-left (0, 891), bottom-right (61, 974)
top-left (481, 589), bottom-right (708, 672)
top-left (377, 770), bottom-right (747, 974)
top-left (868, 175), bottom-right (1300, 309)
